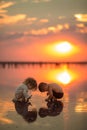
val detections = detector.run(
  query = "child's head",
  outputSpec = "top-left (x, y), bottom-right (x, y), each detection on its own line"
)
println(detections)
top-left (38, 82), bottom-right (48, 92)
top-left (23, 77), bottom-right (37, 90)
top-left (38, 107), bottom-right (48, 118)
top-left (23, 110), bottom-right (37, 123)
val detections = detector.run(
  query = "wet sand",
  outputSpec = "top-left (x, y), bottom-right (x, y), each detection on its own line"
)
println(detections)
top-left (0, 64), bottom-right (87, 130)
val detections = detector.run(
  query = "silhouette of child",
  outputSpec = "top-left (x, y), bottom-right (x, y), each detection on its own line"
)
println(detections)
top-left (38, 82), bottom-right (64, 102)
top-left (38, 100), bottom-right (63, 117)
top-left (14, 101), bottom-right (37, 123)
top-left (12, 77), bottom-right (37, 102)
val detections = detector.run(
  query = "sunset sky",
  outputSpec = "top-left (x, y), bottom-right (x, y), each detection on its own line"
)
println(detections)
top-left (0, 0), bottom-right (87, 62)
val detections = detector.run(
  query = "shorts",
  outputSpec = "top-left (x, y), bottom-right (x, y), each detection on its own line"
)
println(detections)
top-left (53, 91), bottom-right (64, 99)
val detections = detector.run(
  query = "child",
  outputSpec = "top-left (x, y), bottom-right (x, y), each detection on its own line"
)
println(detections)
top-left (14, 101), bottom-right (37, 123)
top-left (38, 82), bottom-right (64, 101)
top-left (12, 77), bottom-right (37, 102)
top-left (38, 100), bottom-right (63, 117)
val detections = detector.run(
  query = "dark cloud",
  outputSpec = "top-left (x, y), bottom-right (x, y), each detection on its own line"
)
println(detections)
top-left (0, 24), bottom-right (87, 45)
top-left (0, 16), bottom-right (4, 19)
top-left (0, 32), bottom-right (24, 41)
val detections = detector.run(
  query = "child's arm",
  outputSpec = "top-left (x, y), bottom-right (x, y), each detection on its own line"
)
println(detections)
top-left (46, 86), bottom-right (57, 101)
top-left (26, 95), bottom-right (32, 102)
top-left (23, 89), bottom-right (32, 102)
top-left (45, 87), bottom-right (53, 101)
top-left (48, 87), bottom-right (53, 98)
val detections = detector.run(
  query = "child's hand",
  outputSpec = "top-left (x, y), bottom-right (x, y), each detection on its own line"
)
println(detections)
top-left (45, 98), bottom-right (51, 102)
top-left (47, 92), bottom-right (49, 96)
top-left (29, 95), bottom-right (32, 99)
top-left (28, 102), bottom-right (32, 106)
top-left (26, 95), bottom-right (32, 102)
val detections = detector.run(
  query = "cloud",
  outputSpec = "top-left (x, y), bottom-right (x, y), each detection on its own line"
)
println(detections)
top-left (0, 23), bottom-right (70, 41)
top-left (0, 9), bottom-right (7, 14)
top-left (32, 0), bottom-right (51, 3)
top-left (74, 14), bottom-right (87, 22)
top-left (27, 18), bottom-right (49, 25)
top-left (58, 16), bottom-right (66, 20)
top-left (0, 1), bottom-right (15, 14)
top-left (0, 1), bottom-right (15, 9)
top-left (21, 0), bottom-right (28, 2)
top-left (39, 19), bottom-right (49, 24)
top-left (76, 23), bottom-right (87, 33)
top-left (27, 17), bottom-right (37, 24)
top-left (0, 22), bottom-right (86, 42)
top-left (76, 23), bottom-right (84, 28)
top-left (0, 14), bottom-right (26, 25)
top-left (29, 24), bottom-right (70, 35)
top-left (0, 1), bottom-right (21, 26)
top-left (0, 32), bottom-right (24, 41)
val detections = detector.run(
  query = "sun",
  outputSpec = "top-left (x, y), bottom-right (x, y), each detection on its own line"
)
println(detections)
top-left (56, 71), bottom-right (71, 85)
top-left (45, 40), bottom-right (78, 57)
top-left (54, 41), bottom-right (72, 53)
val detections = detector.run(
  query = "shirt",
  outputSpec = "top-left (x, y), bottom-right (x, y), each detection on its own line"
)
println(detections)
top-left (15, 83), bottom-right (31, 99)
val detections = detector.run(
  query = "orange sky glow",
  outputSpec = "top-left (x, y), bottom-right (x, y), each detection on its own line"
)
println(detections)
top-left (0, 36), bottom-right (87, 61)
top-left (45, 41), bottom-right (79, 56)
top-left (0, 0), bottom-right (87, 62)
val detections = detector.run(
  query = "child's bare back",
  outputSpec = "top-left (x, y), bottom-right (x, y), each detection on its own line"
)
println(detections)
top-left (38, 82), bottom-right (64, 102)
top-left (48, 83), bottom-right (63, 93)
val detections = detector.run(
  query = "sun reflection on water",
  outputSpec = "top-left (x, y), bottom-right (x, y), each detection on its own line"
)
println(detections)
top-left (46, 65), bottom-right (77, 85)
top-left (56, 71), bottom-right (71, 84)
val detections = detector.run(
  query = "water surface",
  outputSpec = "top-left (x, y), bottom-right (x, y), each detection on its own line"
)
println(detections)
top-left (0, 63), bottom-right (87, 130)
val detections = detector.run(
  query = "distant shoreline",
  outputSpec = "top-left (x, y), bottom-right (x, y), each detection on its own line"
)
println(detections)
top-left (0, 61), bottom-right (87, 65)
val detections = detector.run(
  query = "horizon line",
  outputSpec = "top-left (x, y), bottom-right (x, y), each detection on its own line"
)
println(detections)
top-left (0, 61), bottom-right (87, 65)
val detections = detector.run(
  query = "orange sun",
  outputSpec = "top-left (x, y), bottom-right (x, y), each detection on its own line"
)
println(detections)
top-left (54, 41), bottom-right (73, 54)
top-left (45, 40), bottom-right (78, 57)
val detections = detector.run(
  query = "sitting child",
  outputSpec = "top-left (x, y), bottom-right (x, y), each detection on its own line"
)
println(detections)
top-left (38, 100), bottom-right (63, 117)
top-left (12, 77), bottom-right (37, 102)
top-left (38, 82), bottom-right (64, 102)
top-left (14, 101), bottom-right (37, 123)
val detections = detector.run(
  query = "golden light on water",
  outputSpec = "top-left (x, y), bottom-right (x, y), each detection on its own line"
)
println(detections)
top-left (0, 117), bottom-right (13, 124)
top-left (75, 103), bottom-right (87, 112)
top-left (56, 71), bottom-right (71, 84)
top-left (46, 66), bottom-right (77, 85)
top-left (75, 92), bottom-right (87, 112)
top-left (0, 100), bottom-right (14, 124)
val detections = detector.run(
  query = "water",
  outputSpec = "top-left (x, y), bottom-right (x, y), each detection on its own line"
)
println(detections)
top-left (0, 63), bottom-right (87, 130)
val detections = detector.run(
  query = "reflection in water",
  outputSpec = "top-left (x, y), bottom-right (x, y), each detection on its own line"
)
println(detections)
top-left (46, 64), bottom-right (77, 85)
top-left (75, 92), bottom-right (87, 112)
top-left (13, 100), bottom-right (63, 121)
top-left (0, 100), bottom-right (14, 124)
top-left (38, 100), bottom-right (63, 118)
top-left (0, 62), bottom-right (87, 86)
top-left (14, 101), bottom-right (37, 123)
top-left (0, 63), bottom-right (87, 130)
top-left (56, 70), bottom-right (71, 84)
top-left (75, 103), bottom-right (87, 112)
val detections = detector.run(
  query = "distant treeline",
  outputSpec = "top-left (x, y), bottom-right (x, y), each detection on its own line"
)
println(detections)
top-left (0, 61), bottom-right (87, 65)
top-left (0, 61), bottom-right (87, 69)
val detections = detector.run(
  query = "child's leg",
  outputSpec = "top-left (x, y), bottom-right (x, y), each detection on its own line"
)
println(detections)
top-left (53, 91), bottom-right (64, 99)
top-left (15, 92), bottom-right (25, 102)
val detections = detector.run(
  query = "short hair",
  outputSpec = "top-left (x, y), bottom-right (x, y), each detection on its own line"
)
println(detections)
top-left (24, 111), bottom-right (37, 123)
top-left (23, 77), bottom-right (37, 89)
top-left (38, 108), bottom-right (48, 117)
top-left (38, 82), bottom-right (47, 92)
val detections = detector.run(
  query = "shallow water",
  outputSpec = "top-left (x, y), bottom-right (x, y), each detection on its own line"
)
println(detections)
top-left (0, 63), bottom-right (87, 130)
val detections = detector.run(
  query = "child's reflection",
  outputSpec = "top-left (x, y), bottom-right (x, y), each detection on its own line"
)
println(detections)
top-left (14, 101), bottom-right (37, 123)
top-left (38, 100), bottom-right (63, 118)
